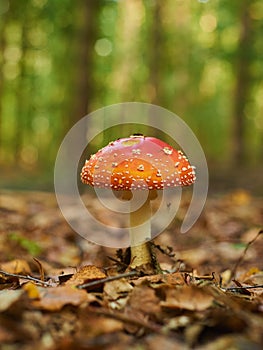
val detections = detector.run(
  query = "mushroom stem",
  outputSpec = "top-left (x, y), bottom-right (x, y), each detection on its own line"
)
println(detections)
top-left (129, 191), bottom-right (157, 268)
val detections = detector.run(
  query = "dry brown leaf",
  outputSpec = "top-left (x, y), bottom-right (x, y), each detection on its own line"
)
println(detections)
top-left (185, 323), bottom-right (204, 347)
top-left (65, 265), bottom-right (106, 287)
top-left (220, 269), bottom-right (232, 286)
top-left (131, 273), bottom-right (164, 286)
top-left (121, 284), bottom-right (162, 335)
top-left (0, 190), bottom-right (263, 349)
top-left (32, 285), bottom-right (94, 311)
top-left (0, 325), bottom-right (15, 342)
top-left (127, 284), bottom-right (161, 316)
top-left (133, 272), bottom-right (185, 287)
top-left (0, 271), bottom-right (19, 289)
top-left (244, 273), bottom-right (263, 286)
top-left (78, 313), bottom-right (124, 337)
top-left (0, 289), bottom-right (24, 312)
top-left (145, 334), bottom-right (187, 350)
top-left (104, 278), bottom-right (133, 309)
top-left (22, 281), bottom-right (41, 299)
top-left (0, 194), bottom-right (27, 213)
top-left (0, 259), bottom-right (31, 275)
top-left (161, 285), bottom-right (214, 311)
top-left (195, 334), bottom-right (261, 350)
top-left (239, 267), bottom-right (263, 284)
top-left (178, 248), bottom-right (211, 266)
top-left (164, 272), bottom-right (186, 286)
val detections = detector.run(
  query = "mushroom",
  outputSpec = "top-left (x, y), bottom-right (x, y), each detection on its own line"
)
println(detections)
top-left (81, 135), bottom-right (196, 270)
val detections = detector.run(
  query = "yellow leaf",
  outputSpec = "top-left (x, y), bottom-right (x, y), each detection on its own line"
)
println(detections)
top-left (23, 282), bottom-right (41, 299)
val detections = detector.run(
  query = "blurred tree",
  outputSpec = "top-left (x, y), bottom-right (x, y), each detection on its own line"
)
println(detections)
top-left (0, 0), bottom-right (262, 189)
top-left (146, 0), bottom-right (164, 139)
top-left (14, 3), bottom-right (27, 162)
top-left (70, 0), bottom-right (103, 125)
top-left (68, 0), bottom-right (103, 191)
top-left (148, 0), bottom-right (162, 106)
top-left (232, 0), bottom-right (253, 165)
top-left (0, 9), bottom-right (7, 160)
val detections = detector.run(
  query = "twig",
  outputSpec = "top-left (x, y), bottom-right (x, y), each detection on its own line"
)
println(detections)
top-left (33, 257), bottom-right (45, 281)
top-left (0, 270), bottom-right (50, 286)
top-left (77, 270), bottom-right (140, 289)
top-left (230, 229), bottom-right (263, 282)
top-left (223, 285), bottom-right (263, 292)
top-left (152, 243), bottom-right (175, 258)
top-left (107, 256), bottom-right (128, 268)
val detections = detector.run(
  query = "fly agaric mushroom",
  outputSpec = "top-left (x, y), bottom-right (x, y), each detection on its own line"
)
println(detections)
top-left (81, 135), bottom-right (196, 270)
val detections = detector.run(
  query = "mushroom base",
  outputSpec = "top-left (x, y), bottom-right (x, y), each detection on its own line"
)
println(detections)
top-left (129, 191), bottom-right (156, 269)
top-left (130, 242), bottom-right (152, 268)
top-left (114, 189), bottom-right (158, 270)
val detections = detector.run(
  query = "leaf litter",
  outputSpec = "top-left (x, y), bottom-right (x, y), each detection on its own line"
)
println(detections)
top-left (0, 189), bottom-right (262, 349)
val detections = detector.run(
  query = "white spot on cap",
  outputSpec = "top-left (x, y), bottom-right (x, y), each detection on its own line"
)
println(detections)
top-left (132, 149), bottom-right (141, 154)
top-left (163, 147), bottom-right (173, 155)
top-left (137, 164), bottom-right (144, 171)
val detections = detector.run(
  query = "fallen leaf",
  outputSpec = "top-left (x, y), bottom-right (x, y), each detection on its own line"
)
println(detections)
top-left (23, 281), bottom-right (41, 299)
top-left (220, 269), bottom-right (232, 286)
top-left (185, 323), bottom-right (204, 347)
top-left (133, 272), bottom-right (185, 287)
top-left (0, 325), bottom-right (15, 342)
top-left (0, 259), bottom-right (31, 275)
top-left (32, 285), bottom-right (94, 311)
top-left (65, 265), bottom-right (106, 287)
top-left (104, 278), bottom-right (133, 309)
top-left (145, 334), bottom-right (186, 350)
top-left (132, 273), bottom-right (164, 286)
top-left (0, 289), bottom-right (24, 312)
top-left (240, 267), bottom-right (263, 285)
top-left (161, 285), bottom-right (214, 311)
top-left (0, 271), bottom-right (19, 289)
top-left (78, 312), bottom-right (123, 337)
top-left (178, 248), bottom-right (211, 266)
top-left (126, 284), bottom-right (161, 316)
top-left (245, 272), bottom-right (263, 286)
top-left (164, 272), bottom-right (186, 286)
top-left (195, 334), bottom-right (261, 350)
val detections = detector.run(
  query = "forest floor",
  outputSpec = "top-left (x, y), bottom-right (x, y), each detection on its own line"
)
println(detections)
top-left (0, 189), bottom-right (262, 350)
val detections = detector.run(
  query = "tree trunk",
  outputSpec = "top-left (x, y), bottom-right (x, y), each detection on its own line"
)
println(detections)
top-left (148, 0), bottom-right (162, 106)
top-left (66, 0), bottom-right (102, 192)
top-left (232, 1), bottom-right (252, 165)
top-left (70, 0), bottom-right (102, 124)
top-left (147, 0), bottom-right (164, 139)
top-left (13, 6), bottom-right (28, 164)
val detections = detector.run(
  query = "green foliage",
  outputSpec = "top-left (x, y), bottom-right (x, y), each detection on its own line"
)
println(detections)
top-left (9, 232), bottom-right (42, 256)
top-left (231, 243), bottom-right (248, 250)
top-left (0, 0), bottom-right (262, 188)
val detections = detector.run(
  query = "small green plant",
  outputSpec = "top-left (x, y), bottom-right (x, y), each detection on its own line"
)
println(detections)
top-left (9, 232), bottom-right (42, 256)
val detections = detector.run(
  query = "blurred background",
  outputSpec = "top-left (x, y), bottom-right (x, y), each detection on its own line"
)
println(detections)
top-left (0, 0), bottom-right (262, 193)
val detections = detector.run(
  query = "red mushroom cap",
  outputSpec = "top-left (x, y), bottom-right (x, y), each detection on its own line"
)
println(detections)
top-left (81, 135), bottom-right (196, 190)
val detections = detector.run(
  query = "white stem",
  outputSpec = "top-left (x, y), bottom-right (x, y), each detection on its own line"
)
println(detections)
top-left (129, 193), bottom-right (152, 268)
